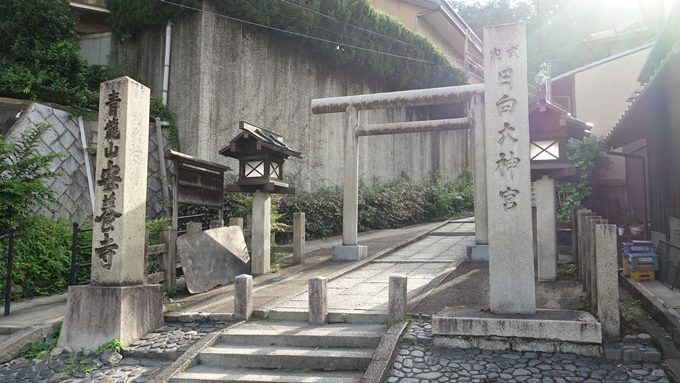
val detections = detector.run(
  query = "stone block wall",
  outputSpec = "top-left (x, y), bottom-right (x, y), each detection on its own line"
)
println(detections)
top-left (3, 100), bottom-right (173, 224)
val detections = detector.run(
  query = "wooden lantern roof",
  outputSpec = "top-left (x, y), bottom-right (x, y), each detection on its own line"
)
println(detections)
top-left (219, 121), bottom-right (302, 160)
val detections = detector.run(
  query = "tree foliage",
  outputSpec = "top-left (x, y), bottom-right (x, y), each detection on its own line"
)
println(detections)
top-left (555, 136), bottom-right (609, 220)
top-left (0, 123), bottom-right (61, 232)
top-left (0, 0), bottom-right (113, 111)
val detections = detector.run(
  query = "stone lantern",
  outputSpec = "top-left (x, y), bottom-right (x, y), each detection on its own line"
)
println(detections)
top-left (219, 121), bottom-right (301, 275)
top-left (219, 121), bottom-right (301, 194)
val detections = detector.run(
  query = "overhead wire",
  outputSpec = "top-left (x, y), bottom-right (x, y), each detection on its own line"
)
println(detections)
top-left (159, 0), bottom-right (436, 64)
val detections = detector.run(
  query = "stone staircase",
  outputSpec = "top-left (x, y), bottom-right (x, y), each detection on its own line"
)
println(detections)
top-left (170, 320), bottom-right (386, 383)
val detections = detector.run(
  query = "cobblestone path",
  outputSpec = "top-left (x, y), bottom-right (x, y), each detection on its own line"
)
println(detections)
top-left (0, 321), bottom-right (230, 382)
top-left (388, 318), bottom-right (670, 383)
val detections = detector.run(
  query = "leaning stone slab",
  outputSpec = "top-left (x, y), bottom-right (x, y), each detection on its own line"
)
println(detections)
top-left (432, 306), bottom-right (602, 344)
top-left (176, 226), bottom-right (250, 294)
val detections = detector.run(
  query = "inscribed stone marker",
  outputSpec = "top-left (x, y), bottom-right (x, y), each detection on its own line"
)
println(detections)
top-left (91, 77), bottom-right (150, 286)
top-left (484, 23), bottom-right (536, 314)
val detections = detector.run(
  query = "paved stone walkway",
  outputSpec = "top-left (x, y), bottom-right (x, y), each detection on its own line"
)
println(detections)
top-left (388, 317), bottom-right (670, 383)
top-left (0, 322), bottom-right (231, 382)
top-left (275, 219), bottom-right (474, 313)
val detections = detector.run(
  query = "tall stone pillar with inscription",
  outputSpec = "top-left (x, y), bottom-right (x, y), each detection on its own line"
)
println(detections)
top-left (484, 24), bottom-right (536, 314)
top-left (58, 77), bottom-right (163, 350)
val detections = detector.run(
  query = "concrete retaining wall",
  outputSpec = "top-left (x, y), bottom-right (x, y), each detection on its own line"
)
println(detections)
top-left (111, 4), bottom-right (470, 190)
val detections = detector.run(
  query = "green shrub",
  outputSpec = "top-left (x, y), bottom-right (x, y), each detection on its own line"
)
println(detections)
top-left (277, 170), bottom-right (473, 240)
top-left (146, 217), bottom-right (171, 245)
top-left (0, 0), bottom-right (113, 111)
top-left (0, 216), bottom-right (89, 302)
top-left (0, 123), bottom-right (61, 233)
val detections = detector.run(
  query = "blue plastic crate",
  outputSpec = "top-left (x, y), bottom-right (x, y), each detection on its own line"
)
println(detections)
top-left (626, 252), bottom-right (659, 270)
top-left (622, 241), bottom-right (654, 254)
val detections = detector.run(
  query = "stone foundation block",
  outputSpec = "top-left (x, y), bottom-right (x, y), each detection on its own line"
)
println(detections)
top-left (332, 245), bottom-right (368, 261)
top-left (58, 285), bottom-right (163, 351)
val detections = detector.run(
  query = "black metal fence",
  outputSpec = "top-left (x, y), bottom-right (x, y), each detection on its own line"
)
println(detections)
top-left (657, 240), bottom-right (680, 289)
top-left (1, 228), bottom-right (16, 316)
top-left (69, 222), bottom-right (92, 286)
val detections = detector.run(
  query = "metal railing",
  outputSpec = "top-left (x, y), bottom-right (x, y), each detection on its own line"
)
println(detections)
top-left (70, 222), bottom-right (93, 286)
top-left (1, 228), bottom-right (16, 316)
top-left (658, 240), bottom-right (680, 289)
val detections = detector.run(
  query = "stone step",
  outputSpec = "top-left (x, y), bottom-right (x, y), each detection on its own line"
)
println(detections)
top-left (171, 365), bottom-right (363, 383)
top-left (221, 321), bottom-right (384, 348)
top-left (198, 344), bottom-right (374, 371)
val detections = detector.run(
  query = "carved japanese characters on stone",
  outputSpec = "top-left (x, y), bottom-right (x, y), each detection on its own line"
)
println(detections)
top-left (499, 186), bottom-right (520, 210)
top-left (496, 151), bottom-right (520, 179)
top-left (507, 44), bottom-right (519, 59)
top-left (497, 122), bottom-right (518, 147)
top-left (94, 88), bottom-right (123, 269)
top-left (499, 68), bottom-right (513, 87)
top-left (496, 95), bottom-right (517, 116)
top-left (490, 47), bottom-right (502, 60)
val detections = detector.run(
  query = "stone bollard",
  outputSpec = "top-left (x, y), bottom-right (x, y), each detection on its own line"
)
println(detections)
top-left (186, 221), bottom-right (203, 235)
top-left (292, 212), bottom-right (306, 265)
top-left (308, 277), bottom-right (327, 325)
top-left (596, 224), bottom-right (620, 341)
top-left (233, 274), bottom-right (253, 321)
top-left (228, 217), bottom-right (244, 229)
top-left (389, 275), bottom-right (408, 324)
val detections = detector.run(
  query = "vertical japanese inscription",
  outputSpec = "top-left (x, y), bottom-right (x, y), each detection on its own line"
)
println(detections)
top-left (94, 90), bottom-right (122, 269)
top-left (491, 43), bottom-right (521, 210)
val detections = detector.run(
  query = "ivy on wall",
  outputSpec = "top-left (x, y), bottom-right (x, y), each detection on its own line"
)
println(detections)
top-left (106, 0), bottom-right (468, 90)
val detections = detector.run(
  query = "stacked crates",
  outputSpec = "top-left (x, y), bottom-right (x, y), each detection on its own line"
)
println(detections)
top-left (622, 241), bottom-right (658, 282)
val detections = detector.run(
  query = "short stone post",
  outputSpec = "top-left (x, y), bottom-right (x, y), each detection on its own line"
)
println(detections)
top-left (292, 212), bottom-right (305, 265)
top-left (229, 217), bottom-right (244, 229)
top-left (159, 227), bottom-right (176, 290)
top-left (186, 221), bottom-right (203, 235)
top-left (308, 277), bottom-right (327, 325)
top-left (233, 274), bottom-right (253, 321)
top-left (388, 275), bottom-right (407, 324)
top-left (589, 217), bottom-right (606, 310)
top-left (251, 190), bottom-right (271, 275)
top-left (595, 224), bottom-right (621, 341)
top-left (576, 210), bottom-right (593, 284)
top-left (535, 175), bottom-right (557, 281)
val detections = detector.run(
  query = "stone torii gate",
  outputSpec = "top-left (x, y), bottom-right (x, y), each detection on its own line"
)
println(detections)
top-left (311, 23), bottom-right (535, 315)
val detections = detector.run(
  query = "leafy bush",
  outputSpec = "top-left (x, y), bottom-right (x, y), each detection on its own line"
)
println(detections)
top-left (0, 123), bottom-right (61, 233)
top-left (555, 137), bottom-right (609, 221)
top-left (277, 170), bottom-right (473, 239)
top-left (0, 0), bottom-right (113, 111)
top-left (0, 216), bottom-right (88, 301)
top-left (146, 217), bottom-right (171, 245)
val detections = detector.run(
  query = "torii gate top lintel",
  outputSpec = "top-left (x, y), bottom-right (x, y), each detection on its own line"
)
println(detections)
top-left (311, 83), bottom-right (485, 114)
